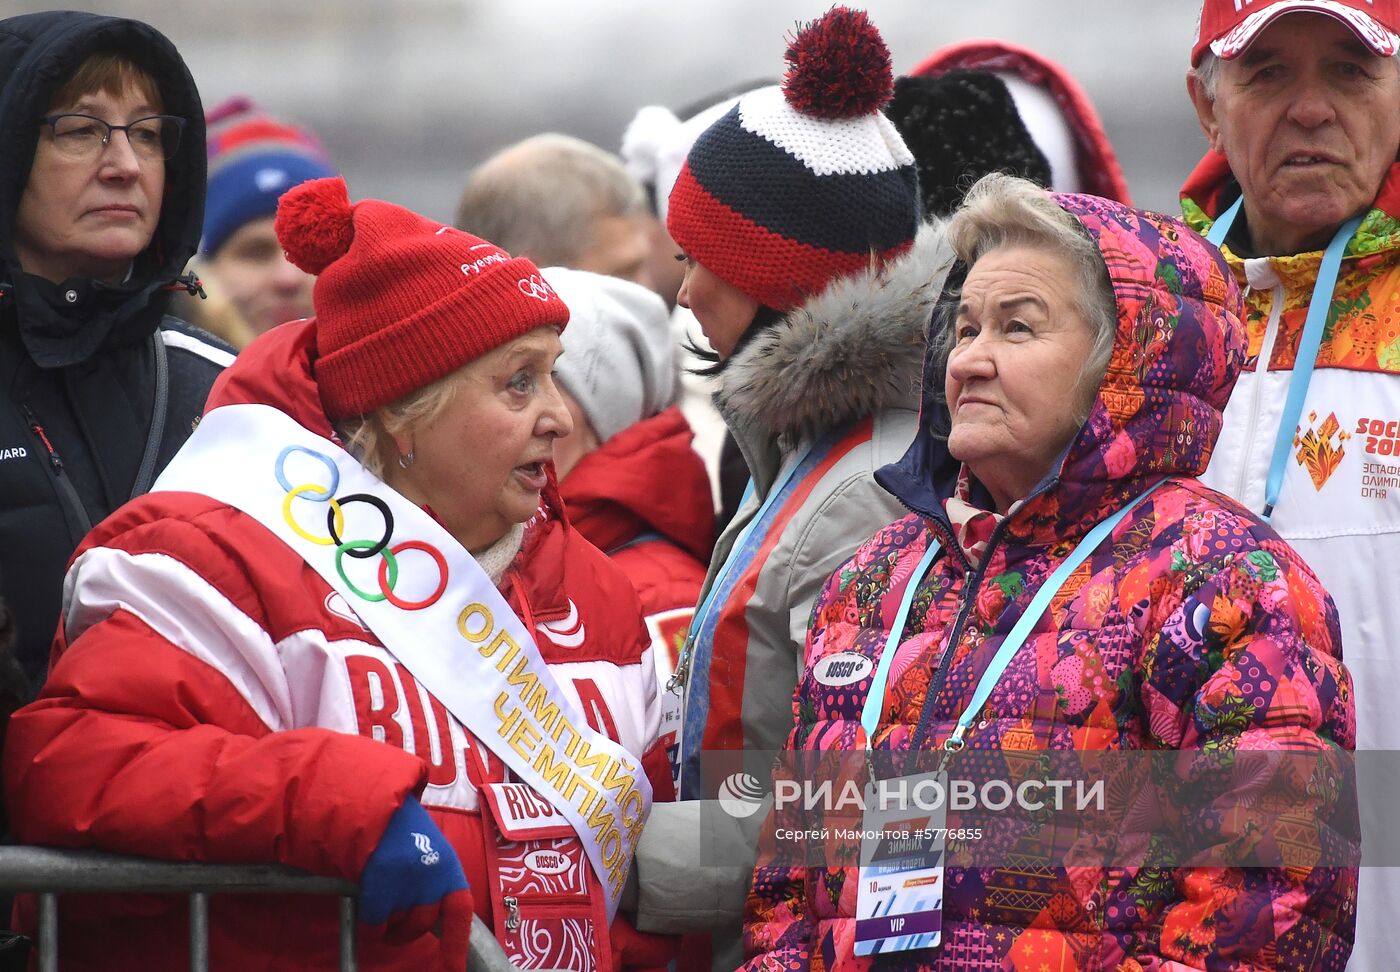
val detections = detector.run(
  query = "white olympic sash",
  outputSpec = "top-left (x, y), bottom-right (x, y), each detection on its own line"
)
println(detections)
top-left (153, 402), bottom-right (650, 917)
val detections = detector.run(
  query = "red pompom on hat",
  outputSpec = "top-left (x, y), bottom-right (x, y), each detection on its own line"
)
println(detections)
top-left (274, 177), bottom-right (570, 421)
top-left (782, 6), bottom-right (893, 119)
top-left (275, 175), bottom-right (353, 273)
top-left (666, 6), bottom-right (918, 312)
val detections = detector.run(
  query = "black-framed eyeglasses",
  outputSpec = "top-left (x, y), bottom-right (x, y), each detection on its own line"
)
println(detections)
top-left (39, 113), bottom-right (186, 162)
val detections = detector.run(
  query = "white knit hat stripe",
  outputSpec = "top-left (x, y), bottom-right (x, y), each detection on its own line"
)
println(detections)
top-left (738, 87), bottom-right (914, 176)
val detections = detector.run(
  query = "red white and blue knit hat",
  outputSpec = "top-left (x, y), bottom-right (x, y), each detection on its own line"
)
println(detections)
top-left (666, 7), bottom-right (919, 312)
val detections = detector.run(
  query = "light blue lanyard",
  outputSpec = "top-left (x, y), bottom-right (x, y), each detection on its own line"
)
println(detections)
top-left (859, 537), bottom-right (941, 748)
top-left (677, 449), bottom-right (807, 689)
top-left (1205, 199), bottom-right (1361, 520)
top-left (859, 480), bottom-right (1165, 756)
top-left (674, 444), bottom-right (813, 797)
top-left (1204, 197), bottom-right (1244, 248)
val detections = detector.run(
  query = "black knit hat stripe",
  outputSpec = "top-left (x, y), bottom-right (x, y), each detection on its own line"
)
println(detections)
top-left (686, 108), bottom-right (919, 255)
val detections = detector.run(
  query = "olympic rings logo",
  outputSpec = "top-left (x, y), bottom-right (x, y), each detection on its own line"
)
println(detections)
top-left (518, 274), bottom-right (556, 302)
top-left (276, 445), bottom-right (449, 610)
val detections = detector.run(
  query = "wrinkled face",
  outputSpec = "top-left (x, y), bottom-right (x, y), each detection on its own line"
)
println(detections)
top-left (946, 245), bottom-right (1099, 511)
top-left (388, 327), bottom-right (573, 552)
top-left (576, 214), bottom-right (652, 286)
top-left (677, 259), bottom-right (758, 359)
top-left (1191, 14), bottom-right (1400, 255)
top-left (206, 215), bottom-right (315, 335)
top-left (14, 82), bottom-right (166, 284)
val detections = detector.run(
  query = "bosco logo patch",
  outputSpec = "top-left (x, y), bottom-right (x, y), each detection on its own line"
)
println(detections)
top-left (814, 651), bottom-right (874, 686)
top-left (524, 850), bottom-right (571, 876)
top-left (412, 831), bottom-right (440, 866)
top-left (536, 599), bottom-right (586, 648)
top-left (323, 592), bottom-right (368, 630)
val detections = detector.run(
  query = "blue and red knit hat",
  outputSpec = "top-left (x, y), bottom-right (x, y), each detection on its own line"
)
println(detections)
top-left (203, 97), bottom-right (337, 255)
top-left (666, 7), bottom-right (919, 312)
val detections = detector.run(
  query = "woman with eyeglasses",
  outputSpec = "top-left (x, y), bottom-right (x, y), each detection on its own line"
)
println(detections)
top-left (0, 12), bottom-right (230, 709)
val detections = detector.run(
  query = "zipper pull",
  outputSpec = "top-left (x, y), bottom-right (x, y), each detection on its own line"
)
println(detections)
top-left (21, 404), bottom-right (63, 470)
top-left (502, 895), bottom-right (520, 933)
top-left (667, 645), bottom-right (691, 694)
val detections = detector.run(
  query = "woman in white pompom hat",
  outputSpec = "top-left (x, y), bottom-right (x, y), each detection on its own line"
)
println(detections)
top-left (629, 9), bottom-right (955, 968)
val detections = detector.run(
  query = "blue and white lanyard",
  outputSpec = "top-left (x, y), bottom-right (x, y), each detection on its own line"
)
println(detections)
top-left (673, 445), bottom-right (811, 693)
top-left (673, 442), bottom-right (815, 796)
top-left (859, 480), bottom-right (1166, 762)
top-left (1205, 198), bottom-right (1361, 520)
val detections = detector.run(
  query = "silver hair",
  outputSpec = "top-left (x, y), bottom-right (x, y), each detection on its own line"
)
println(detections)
top-left (1193, 51), bottom-right (1223, 101)
top-left (929, 172), bottom-right (1116, 433)
top-left (454, 133), bottom-right (647, 267)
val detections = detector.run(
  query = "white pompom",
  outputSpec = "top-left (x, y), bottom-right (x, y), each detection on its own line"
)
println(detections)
top-left (621, 105), bottom-right (683, 187)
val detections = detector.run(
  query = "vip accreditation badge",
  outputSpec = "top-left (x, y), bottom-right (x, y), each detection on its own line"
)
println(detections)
top-left (854, 771), bottom-right (947, 956)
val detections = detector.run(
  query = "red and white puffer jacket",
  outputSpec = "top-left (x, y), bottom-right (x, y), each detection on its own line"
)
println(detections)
top-left (3, 320), bottom-right (674, 972)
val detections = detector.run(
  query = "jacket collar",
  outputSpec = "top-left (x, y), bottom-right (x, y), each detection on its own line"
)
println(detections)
top-left (712, 220), bottom-right (954, 448)
top-left (1180, 151), bottom-right (1400, 262)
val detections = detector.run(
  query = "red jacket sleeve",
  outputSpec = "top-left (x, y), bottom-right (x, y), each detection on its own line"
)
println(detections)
top-left (3, 506), bottom-right (427, 881)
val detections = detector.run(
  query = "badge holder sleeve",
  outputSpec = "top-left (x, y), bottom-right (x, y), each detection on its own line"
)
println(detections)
top-left (468, 735), bottom-right (614, 972)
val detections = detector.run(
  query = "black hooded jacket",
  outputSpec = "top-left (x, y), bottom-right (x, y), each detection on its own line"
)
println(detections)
top-left (0, 12), bottom-right (230, 695)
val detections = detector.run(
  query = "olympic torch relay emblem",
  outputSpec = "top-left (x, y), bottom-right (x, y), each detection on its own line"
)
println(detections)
top-left (1294, 411), bottom-right (1349, 491)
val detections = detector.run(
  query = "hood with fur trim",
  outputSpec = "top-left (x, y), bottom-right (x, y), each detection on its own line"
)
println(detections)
top-left (713, 220), bottom-right (953, 443)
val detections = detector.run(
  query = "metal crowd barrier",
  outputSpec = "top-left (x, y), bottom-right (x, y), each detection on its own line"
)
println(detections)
top-left (0, 846), bottom-right (519, 972)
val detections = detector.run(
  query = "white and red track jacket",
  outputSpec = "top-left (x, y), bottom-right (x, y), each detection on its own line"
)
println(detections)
top-left (3, 320), bottom-right (674, 972)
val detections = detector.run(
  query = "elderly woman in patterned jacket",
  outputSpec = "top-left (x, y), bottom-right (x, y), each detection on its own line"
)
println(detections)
top-left (743, 174), bottom-right (1357, 970)
top-left (4, 176), bottom-right (674, 972)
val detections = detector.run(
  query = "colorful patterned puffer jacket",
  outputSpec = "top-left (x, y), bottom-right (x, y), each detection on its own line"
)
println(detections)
top-left (742, 194), bottom-right (1357, 971)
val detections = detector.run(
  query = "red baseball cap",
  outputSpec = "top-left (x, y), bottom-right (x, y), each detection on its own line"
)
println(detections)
top-left (1193, 0), bottom-right (1400, 65)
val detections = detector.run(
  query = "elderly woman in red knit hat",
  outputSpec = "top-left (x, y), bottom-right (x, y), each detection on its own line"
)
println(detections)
top-left (4, 177), bottom-right (674, 972)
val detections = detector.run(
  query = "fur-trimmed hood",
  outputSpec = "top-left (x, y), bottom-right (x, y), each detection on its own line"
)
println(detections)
top-left (713, 220), bottom-right (953, 443)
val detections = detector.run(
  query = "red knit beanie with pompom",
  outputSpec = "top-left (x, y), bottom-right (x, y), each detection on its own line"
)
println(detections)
top-left (275, 176), bottom-right (570, 420)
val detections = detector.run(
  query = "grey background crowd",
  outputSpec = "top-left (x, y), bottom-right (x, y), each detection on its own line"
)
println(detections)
top-left (7, 0), bottom-right (1204, 216)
